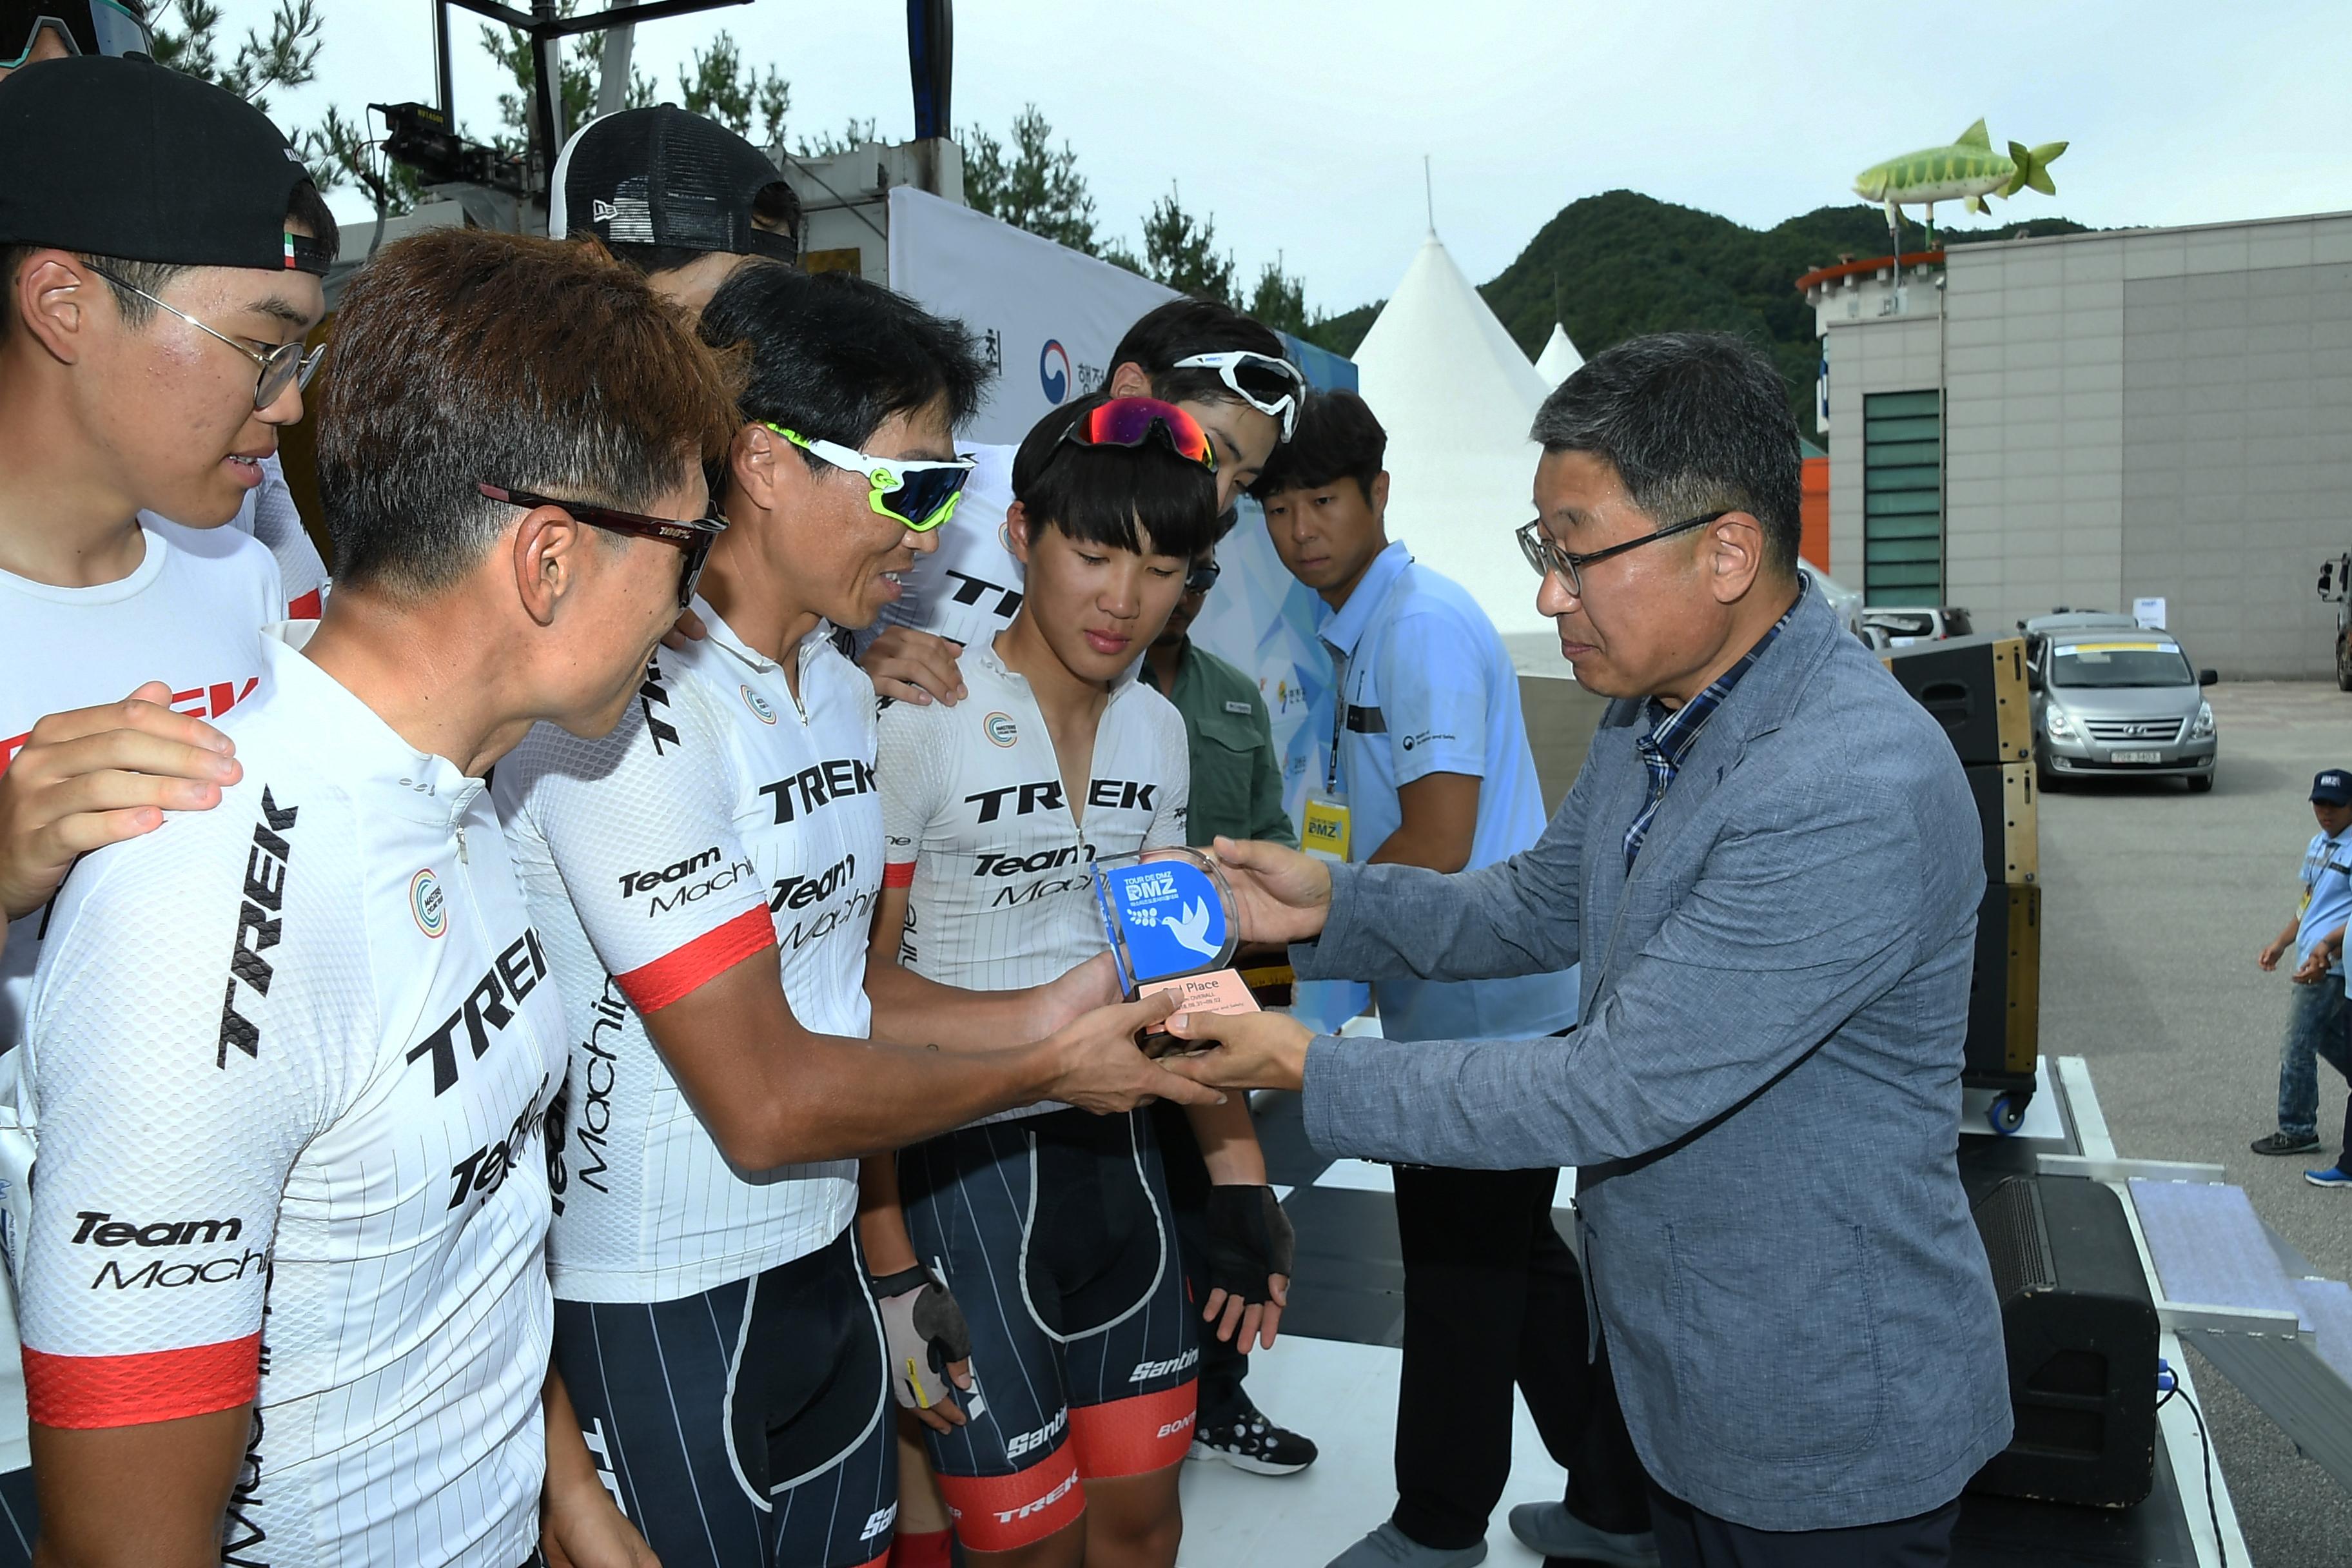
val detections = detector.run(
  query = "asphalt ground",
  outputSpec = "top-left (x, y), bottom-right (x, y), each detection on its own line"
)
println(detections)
top-left (2039, 680), bottom-right (2352, 1567)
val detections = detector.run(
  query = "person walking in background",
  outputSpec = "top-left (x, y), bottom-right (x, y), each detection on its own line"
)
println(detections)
top-left (2248, 769), bottom-right (2352, 1159)
top-left (1255, 390), bottom-right (1651, 1568)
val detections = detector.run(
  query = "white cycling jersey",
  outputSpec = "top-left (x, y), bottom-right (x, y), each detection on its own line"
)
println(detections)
top-left (868, 442), bottom-right (1023, 651)
top-left (20, 629), bottom-right (562, 1568)
top-left (0, 517), bottom-right (283, 1473)
top-left (222, 452), bottom-right (331, 616)
top-left (495, 606), bottom-right (873, 1304)
top-left (879, 634), bottom-right (1188, 1124)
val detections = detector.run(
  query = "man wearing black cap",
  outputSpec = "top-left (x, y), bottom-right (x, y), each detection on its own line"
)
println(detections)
top-left (552, 103), bottom-right (801, 315)
top-left (0, 50), bottom-right (335, 1556)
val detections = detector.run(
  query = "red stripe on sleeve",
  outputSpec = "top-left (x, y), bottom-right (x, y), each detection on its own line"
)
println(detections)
top-left (24, 1334), bottom-right (260, 1429)
top-left (287, 589), bottom-right (324, 620)
top-left (883, 861), bottom-right (916, 888)
top-left (617, 906), bottom-right (776, 1013)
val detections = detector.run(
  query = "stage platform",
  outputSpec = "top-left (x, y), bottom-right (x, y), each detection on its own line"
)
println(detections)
top-left (1175, 1059), bottom-right (2246, 1567)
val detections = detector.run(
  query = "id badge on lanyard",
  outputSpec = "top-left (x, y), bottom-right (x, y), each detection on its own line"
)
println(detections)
top-left (1302, 651), bottom-right (1354, 864)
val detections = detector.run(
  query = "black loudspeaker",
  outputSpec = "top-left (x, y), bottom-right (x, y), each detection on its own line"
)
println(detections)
top-left (1966, 883), bottom-right (2040, 1088)
top-left (1968, 1175), bottom-right (2159, 1508)
top-left (1883, 636), bottom-right (2032, 767)
top-left (1965, 763), bottom-right (2038, 885)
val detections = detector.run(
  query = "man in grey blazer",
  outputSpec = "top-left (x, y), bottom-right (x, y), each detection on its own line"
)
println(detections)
top-left (1167, 333), bottom-right (2011, 1567)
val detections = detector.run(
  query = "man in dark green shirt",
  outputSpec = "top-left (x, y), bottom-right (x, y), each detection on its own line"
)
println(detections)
top-left (1139, 533), bottom-right (1317, 1479)
top-left (1140, 543), bottom-right (1297, 850)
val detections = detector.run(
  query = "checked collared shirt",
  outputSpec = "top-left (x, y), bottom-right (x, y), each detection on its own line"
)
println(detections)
top-left (1624, 582), bottom-right (1807, 872)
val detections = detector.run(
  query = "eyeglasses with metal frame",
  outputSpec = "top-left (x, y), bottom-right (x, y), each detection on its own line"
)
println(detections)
top-left (1515, 510), bottom-right (1730, 596)
top-left (475, 483), bottom-right (728, 611)
top-left (83, 261), bottom-right (323, 412)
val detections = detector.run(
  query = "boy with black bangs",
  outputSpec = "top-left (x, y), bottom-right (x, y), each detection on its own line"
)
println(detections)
top-left (865, 394), bottom-right (1292, 1567)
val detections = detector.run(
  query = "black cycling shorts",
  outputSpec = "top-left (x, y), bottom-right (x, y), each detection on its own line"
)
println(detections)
top-left (897, 1106), bottom-right (1199, 1553)
top-left (551, 1229), bottom-right (896, 1568)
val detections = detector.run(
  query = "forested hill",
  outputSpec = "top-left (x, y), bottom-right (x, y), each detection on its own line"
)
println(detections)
top-left (1306, 190), bottom-right (2090, 426)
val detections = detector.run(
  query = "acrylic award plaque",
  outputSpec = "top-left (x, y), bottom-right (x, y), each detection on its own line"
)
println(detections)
top-left (1090, 846), bottom-right (1259, 1055)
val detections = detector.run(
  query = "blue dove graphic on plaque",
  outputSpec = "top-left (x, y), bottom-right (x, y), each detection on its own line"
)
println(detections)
top-left (1092, 850), bottom-right (1237, 995)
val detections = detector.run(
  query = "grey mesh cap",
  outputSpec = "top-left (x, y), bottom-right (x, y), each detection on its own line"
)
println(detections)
top-left (550, 105), bottom-right (797, 265)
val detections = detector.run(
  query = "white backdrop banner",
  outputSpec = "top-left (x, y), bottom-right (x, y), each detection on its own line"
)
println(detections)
top-left (887, 186), bottom-right (1180, 445)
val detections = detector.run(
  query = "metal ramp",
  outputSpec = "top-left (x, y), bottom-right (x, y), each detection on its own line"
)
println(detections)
top-left (2037, 1152), bottom-right (2352, 1493)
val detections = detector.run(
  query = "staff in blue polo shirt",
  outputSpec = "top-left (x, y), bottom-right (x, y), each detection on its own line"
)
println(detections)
top-left (1255, 390), bottom-right (1652, 1568)
top-left (2249, 769), bottom-right (2352, 1161)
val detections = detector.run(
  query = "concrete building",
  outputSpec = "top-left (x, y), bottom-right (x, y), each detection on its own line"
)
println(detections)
top-left (1805, 211), bottom-right (2352, 678)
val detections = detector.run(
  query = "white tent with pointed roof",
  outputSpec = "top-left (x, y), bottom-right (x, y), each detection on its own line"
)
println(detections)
top-left (1536, 322), bottom-right (1584, 386)
top-left (1353, 231), bottom-right (1554, 636)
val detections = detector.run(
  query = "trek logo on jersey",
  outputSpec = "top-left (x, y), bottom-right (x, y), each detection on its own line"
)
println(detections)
top-left (404, 928), bottom-right (549, 1095)
top-left (963, 778), bottom-right (1155, 823)
top-left (992, 1465), bottom-right (1079, 1525)
top-left (769, 850), bottom-right (859, 912)
top-left (1129, 1348), bottom-right (1198, 1382)
top-left (216, 788), bottom-right (298, 1070)
top-left (944, 568), bottom-right (1023, 622)
top-left (971, 844), bottom-right (1093, 878)
top-left (72, 1210), bottom-right (245, 1248)
top-left (410, 868), bottom-right (446, 937)
top-left (741, 683), bottom-right (778, 725)
top-left (618, 846), bottom-right (722, 900)
top-left (759, 758), bottom-right (877, 823)
top-left (637, 660), bottom-right (682, 756)
top-left (2, 676), bottom-right (259, 774)
top-left (1004, 1404), bottom-right (1070, 1461)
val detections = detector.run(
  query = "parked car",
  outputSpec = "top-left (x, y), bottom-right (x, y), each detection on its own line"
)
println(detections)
top-left (2023, 616), bottom-right (2218, 792)
top-left (1861, 604), bottom-right (1974, 645)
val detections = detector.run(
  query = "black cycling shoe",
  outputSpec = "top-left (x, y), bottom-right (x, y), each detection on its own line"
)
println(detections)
top-left (2253, 1131), bottom-right (2324, 1156)
top-left (1188, 1400), bottom-right (1319, 1475)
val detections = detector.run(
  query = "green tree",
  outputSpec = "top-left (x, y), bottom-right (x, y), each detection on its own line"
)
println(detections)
top-left (1140, 183), bottom-right (1234, 304)
top-left (1248, 255), bottom-right (1308, 336)
top-left (792, 116), bottom-right (878, 159)
top-left (676, 29), bottom-right (788, 144)
top-left (962, 105), bottom-right (1098, 255)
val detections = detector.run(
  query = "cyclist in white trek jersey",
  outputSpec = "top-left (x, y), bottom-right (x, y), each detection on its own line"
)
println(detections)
top-left (496, 265), bottom-right (1208, 1568)
top-left (866, 397), bottom-right (1292, 1568)
top-left (0, 52), bottom-right (344, 1561)
top-left (858, 299), bottom-right (1303, 709)
top-left (17, 229), bottom-right (740, 1568)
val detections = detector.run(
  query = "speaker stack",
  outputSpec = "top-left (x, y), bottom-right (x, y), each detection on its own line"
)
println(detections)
top-left (1965, 1174), bottom-right (2161, 1507)
top-left (1882, 636), bottom-right (2041, 1097)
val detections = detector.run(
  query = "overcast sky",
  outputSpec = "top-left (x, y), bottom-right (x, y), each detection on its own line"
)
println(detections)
top-left (244, 0), bottom-right (2351, 318)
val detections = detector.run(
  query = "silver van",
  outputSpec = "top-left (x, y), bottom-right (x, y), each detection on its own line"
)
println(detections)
top-left (2023, 614), bottom-right (2219, 792)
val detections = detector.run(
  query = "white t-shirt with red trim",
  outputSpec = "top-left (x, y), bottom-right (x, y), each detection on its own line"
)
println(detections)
top-left (494, 606), bottom-right (873, 1304)
top-left (0, 518), bottom-right (282, 1473)
top-left (19, 631), bottom-right (563, 1568)
top-left (878, 635), bottom-right (1189, 1125)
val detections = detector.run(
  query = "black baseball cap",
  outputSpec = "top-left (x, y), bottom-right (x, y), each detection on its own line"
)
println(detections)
top-left (0, 53), bottom-right (326, 275)
top-left (2313, 770), bottom-right (2352, 806)
top-left (551, 106), bottom-right (798, 267)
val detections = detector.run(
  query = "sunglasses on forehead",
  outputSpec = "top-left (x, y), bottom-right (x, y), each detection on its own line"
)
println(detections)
top-left (476, 483), bottom-right (728, 610)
